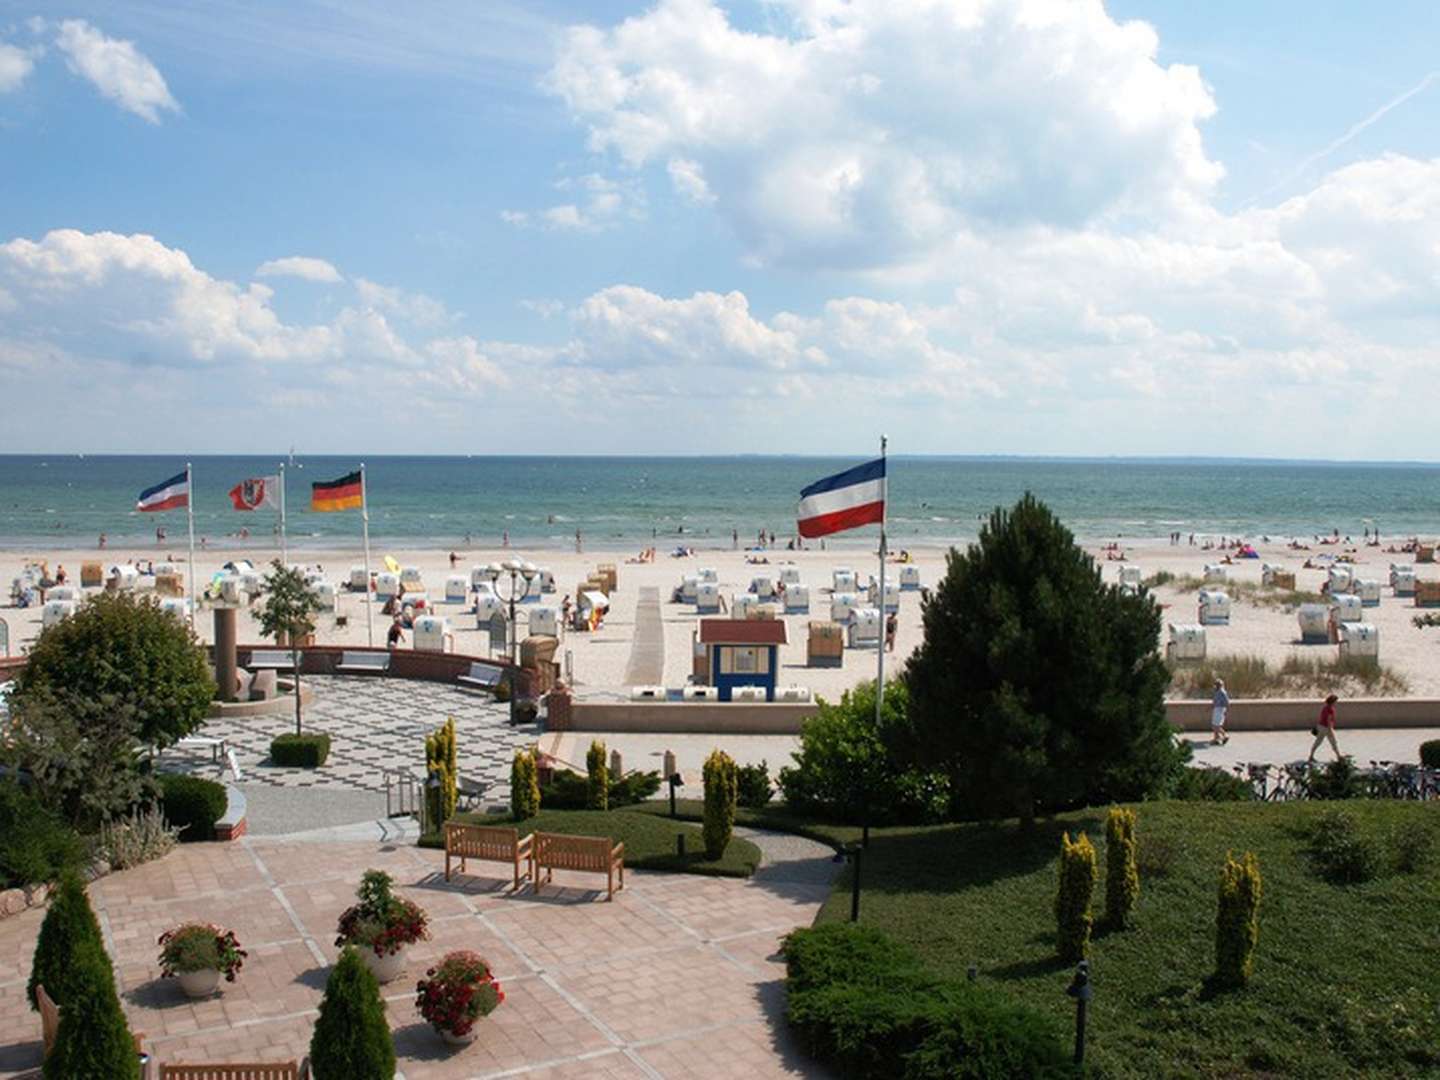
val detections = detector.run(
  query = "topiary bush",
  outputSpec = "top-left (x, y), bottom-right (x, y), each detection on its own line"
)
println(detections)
top-left (309, 945), bottom-right (396, 1080)
top-left (586, 740), bottom-right (608, 811)
top-left (781, 923), bottom-right (1075, 1080)
top-left (424, 718), bottom-right (458, 827)
top-left (28, 871), bottom-right (105, 1011)
top-left (42, 940), bottom-right (140, 1080)
top-left (703, 749), bottom-right (738, 860)
top-left (736, 760), bottom-right (773, 808)
top-left (1105, 806), bottom-right (1140, 929)
top-left (1306, 808), bottom-right (1382, 884)
top-left (270, 732), bottom-right (331, 767)
top-left (158, 774), bottom-right (228, 842)
top-left (1215, 850), bottom-right (1262, 988)
top-left (511, 749), bottom-right (540, 820)
top-left (1418, 740), bottom-right (1440, 768)
top-left (1055, 831), bottom-right (1096, 962)
top-left (0, 781), bottom-right (85, 889)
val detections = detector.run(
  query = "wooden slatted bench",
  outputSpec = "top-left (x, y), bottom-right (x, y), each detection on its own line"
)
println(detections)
top-left (335, 650), bottom-right (391, 674)
top-left (445, 822), bottom-right (532, 890)
top-left (159, 1061), bottom-right (310, 1079)
top-left (457, 660), bottom-right (504, 690)
top-left (246, 649), bottom-right (296, 671)
top-left (532, 831), bottom-right (625, 900)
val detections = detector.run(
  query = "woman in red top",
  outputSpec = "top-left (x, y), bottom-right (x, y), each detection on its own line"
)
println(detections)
top-left (1308, 693), bottom-right (1341, 762)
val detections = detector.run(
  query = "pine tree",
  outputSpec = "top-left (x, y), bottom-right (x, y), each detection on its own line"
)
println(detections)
top-left (703, 750), bottom-right (738, 859)
top-left (28, 871), bottom-right (105, 1011)
top-left (42, 940), bottom-right (140, 1080)
top-left (309, 946), bottom-right (396, 1079)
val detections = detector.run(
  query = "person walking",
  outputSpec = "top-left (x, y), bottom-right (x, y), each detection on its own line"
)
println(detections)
top-left (1210, 678), bottom-right (1230, 745)
top-left (884, 611), bottom-right (898, 652)
top-left (1308, 693), bottom-right (1341, 762)
top-left (386, 615), bottom-right (405, 651)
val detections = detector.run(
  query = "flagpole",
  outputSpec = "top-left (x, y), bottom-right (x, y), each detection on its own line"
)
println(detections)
top-left (361, 463), bottom-right (373, 647)
top-left (876, 435), bottom-right (887, 727)
top-left (278, 463), bottom-right (288, 564)
top-left (186, 461), bottom-right (197, 631)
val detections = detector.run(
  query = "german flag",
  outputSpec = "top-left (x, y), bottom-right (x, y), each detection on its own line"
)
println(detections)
top-left (311, 470), bottom-right (363, 512)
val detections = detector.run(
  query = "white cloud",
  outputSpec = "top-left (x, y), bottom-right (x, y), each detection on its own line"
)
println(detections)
top-left (55, 19), bottom-right (179, 123)
top-left (0, 40), bottom-right (36, 92)
top-left (503, 173), bottom-right (643, 232)
top-left (255, 256), bottom-right (343, 283)
top-left (549, 0), bottom-right (1222, 268)
top-left (666, 158), bottom-right (714, 205)
top-left (355, 278), bottom-right (453, 328)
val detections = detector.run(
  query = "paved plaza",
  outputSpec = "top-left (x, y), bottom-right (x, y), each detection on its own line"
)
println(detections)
top-left (0, 831), bottom-right (835, 1079)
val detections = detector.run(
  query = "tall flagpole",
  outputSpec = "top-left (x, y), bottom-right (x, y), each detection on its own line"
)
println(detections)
top-left (875, 435), bottom-right (887, 727)
top-left (278, 463), bottom-right (288, 564)
top-left (360, 463), bottom-right (373, 647)
top-left (185, 461), bottom-right (198, 631)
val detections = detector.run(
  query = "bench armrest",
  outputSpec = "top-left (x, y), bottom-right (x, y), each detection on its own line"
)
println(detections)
top-left (612, 841), bottom-right (624, 860)
top-left (516, 832), bottom-right (534, 856)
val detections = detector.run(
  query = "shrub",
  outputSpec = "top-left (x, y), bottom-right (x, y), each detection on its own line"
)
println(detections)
top-left (159, 774), bottom-right (228, 842)
top-left (903, 494), bottom-right (1179, 822)
top-left (492, 679), bottom-right (512, 703)
top-left (586, 740), bottom-right (608, 810)
top-left (1055, 832), bottom-right (1095, 962)
top-left (703, 749), bottom-right (738, 859)
top-left (736, 760), bottom-right (773, 808)
top-left (1308, 757), bottom-right (1364, 800)
top-left (1307, 809), bottom-right (1382, 884)
top-left (511, 749), bottom-right (540, 820)
top-left (778, 680), bottom-right (949, 826)
top-left (1105, 806), bottom-right (1140, 929)
top-left (781, 923), bottom-right (1074, 1080)
top-left (1135, 832), bottom-right (1184, 879)
top-left (335, 869), bottom-right (430, 957)
top-left (1168, 766), bottom-right (1252, 802)
top-left (270, 732), bottom-right (331, 767)
top-left (0, 781), bottom-right (85, 889)
top-left (27, 871), bottom-right (104, 1011)
top-left (1215, 851), bottom-right (1262, 988)
top-left (309, 946), bottom-right (396, 1080)
top-left (42, 940), bottom-right (140, 1080)
top-left (537, 768), bottom-right (660, 810)
top-left (97, 805), bottom-right (180, 870)
top-left (13, 589), bottom-right (213, 748)
top-left (1389, 819), bottom-right (1433, 874)
top-left (1420, 740), bottom-right (1440, 768)
top-left (424, 718), bottom-right (458, 827)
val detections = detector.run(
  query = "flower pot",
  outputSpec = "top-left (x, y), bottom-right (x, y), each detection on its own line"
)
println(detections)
top-left (362, 945), bottom-right (406, 984)
top-left (176, 968), bottom-right (221, 998)
top-left (439, 1027), bottom-right (478, 1047)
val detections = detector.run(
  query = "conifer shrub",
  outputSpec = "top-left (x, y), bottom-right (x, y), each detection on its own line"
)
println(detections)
top-left (42, 940), bottom-right (140, 1080)
top-left (27, 871), bottom-right (105, 1011)
top-left (1054, 832), bottom-right (1096, 962)
top-left (586, 740), bottom-right (608, 810)
top-left (703, 749), bottom-right (738, 859)
top-left (269, 732), bottom-right (331, 767)
top-left (510, 749), bottom-right (540, 820)
top-left (424, 717), bottom-right (458, 828)
top-left (735, 760), bottom-right (774, 808)
top-left (309, 946), bottom-right (396, 1080)
top-left (158, 774), bottom-right (227, 841)
top-left (1104, 806), bottom-right (1140, 928)
top-left (1215, 851), bottom-right (1262, 988)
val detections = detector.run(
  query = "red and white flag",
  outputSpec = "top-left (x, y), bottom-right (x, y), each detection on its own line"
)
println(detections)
top-left (796, 458), bottom-right (886, 538)
top-left (136, 471), bottom-right (190, 513)
top-left (229, 475), bottom-right (279, 511)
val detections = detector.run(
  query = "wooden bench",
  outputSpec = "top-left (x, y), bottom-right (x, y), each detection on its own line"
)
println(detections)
top-left (335, 650), bottom-right (391, 674)
top-left (445, 823), bottom-right (532, 890)
top-left (457, 660), bottom-right (504, 690)
top-left (246, 649), bottom-right (296, 671)
top-left (159, 1061), bottom-right (310, 1079)
top-left (532, 831), bottom-right (625, 900)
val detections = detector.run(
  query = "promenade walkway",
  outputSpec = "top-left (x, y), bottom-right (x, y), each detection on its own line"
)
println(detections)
top-left (622, 587), bottom-right (665, 687)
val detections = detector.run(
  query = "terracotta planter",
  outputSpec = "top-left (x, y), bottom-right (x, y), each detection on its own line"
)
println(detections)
top-left (362, 945), bottom-right (406, 984)
top-left (439, 1027), bottom-right (478, 1047)
top-left (177, 968), bottom-right (221, 998)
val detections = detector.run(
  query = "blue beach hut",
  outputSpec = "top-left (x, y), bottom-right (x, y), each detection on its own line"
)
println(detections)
top-left (699, 619), bottom-right (788, 702)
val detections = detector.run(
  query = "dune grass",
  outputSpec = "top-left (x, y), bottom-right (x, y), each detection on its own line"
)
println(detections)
top-left (1169, 653), bottom-right (1409, 698)
top-left (1154, 574), bottom-right (1324, 610)
top-left (819, 800), bottom-right (1440, 1079)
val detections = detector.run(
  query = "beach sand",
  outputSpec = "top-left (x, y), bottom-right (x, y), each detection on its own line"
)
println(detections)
top-left (4, 540), bottom-right (1439, 699)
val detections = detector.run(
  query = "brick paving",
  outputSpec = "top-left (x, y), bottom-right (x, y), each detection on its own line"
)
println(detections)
top-left (0, 833), bottom-right (832, 1079)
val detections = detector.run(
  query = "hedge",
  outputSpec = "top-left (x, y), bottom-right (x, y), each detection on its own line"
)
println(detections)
top-left (270, 732), bottom-right (331, 768)
top-left (159, 774), bottom-right (228, 842)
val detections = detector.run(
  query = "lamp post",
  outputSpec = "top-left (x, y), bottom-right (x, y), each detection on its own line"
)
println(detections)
top-left (1066, 960), bottom-right (1093, 1065)
top-left (486, 558), bottom-right (538, 665)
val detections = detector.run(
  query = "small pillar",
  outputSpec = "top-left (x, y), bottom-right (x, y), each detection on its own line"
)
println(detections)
top-left (663, 750), bottom-right (677, 780)
top-left (214, 607), bottom-right (238, 702)
top-left (609, 749), bottom-right (623, 777)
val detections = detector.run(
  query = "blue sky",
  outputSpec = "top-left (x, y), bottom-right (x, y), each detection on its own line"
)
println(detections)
top-left (1, 1), bottom-right (1438, 457)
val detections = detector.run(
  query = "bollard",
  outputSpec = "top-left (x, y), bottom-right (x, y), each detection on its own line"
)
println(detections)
top-left (1066, 960), bottom-right (1092, 1065)
top-left (668, 772), bottom-right (681, 817)
top-left (663, 749), bottom-right (677, 779)
top-left (849, 844), bottom-right (862, 922)
top-left (610, 749), bottom-right (623, 776)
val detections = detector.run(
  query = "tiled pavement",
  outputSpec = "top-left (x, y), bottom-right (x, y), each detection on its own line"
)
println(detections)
top-left (157, 676), bottom-right (532, 805)
top-left (0, 835), bottom-right (833, 1079)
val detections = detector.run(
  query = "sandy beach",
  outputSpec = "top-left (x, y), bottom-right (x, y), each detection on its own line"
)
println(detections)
top-left (5, 538), bottom-right (1439, 699)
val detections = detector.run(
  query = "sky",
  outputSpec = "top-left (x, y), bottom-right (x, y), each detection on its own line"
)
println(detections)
top-left (1, 0), bottom-right (1438, 458)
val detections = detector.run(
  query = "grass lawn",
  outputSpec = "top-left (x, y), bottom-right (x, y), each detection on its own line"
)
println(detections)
top-left (630, 797), bottom-right (863, 849)
top-left (444, 807), bottom-right (763, 878)
top-left (813, 800), bottom-right (1439, 1079)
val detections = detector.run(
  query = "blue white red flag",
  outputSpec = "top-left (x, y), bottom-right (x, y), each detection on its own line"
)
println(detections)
top-left (136, 471), bottom-right (190, 513)
top-left (796, 458), bottom-right (886, 538)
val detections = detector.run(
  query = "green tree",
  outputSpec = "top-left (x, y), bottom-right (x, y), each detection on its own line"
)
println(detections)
top-left (1105, 806), bottom-right (1140, 929)
top-left (309, 946), bottom-right (396, 1080)
top-left (42, 940), bottom-right (140, 1080)
top-left (28, 871), bottom-right (105, 1011)
top-left (902, 494), bottom-right (1177, 822)
top-left (255, 560), bottom-right (320, 735)
top-left (586, 740), bottom-right (608, 811)
top-left (702, 749), bottom-right (738, 859)
top-left (510, 748), bottom-right (540, 820)
top-left (13, 590), bottom-right (213, 749)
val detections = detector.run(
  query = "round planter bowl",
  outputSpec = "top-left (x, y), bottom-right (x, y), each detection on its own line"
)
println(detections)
top-left (363, 945), bottom-right (406, 984)
top-left (439, 1027), bottom-right (478, 1047)
top-left (176, 968), bottom-right (221, 998)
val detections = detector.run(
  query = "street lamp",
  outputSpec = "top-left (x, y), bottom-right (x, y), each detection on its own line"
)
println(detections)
top-left (486, 558), bottom-right (538, 664)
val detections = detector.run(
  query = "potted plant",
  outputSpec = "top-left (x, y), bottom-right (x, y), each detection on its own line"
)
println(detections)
top-left (414, 950), bottom-right (505, 1046)
top-left (158, 922), bottom-right (247, 998)
top-left (335, 869), bottom-right (429, 984)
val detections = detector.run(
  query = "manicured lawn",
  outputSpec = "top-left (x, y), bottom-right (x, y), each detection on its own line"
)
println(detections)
top-left (446, 807), bottom-right (763, 878)
top-left (811, 800), bottom-right (1439, 1079)
top-left (630, 797), bottom-right (865, 849)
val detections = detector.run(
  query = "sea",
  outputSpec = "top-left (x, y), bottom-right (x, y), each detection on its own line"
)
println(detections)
top-left (1, 455), bottom-right (1437, 553)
